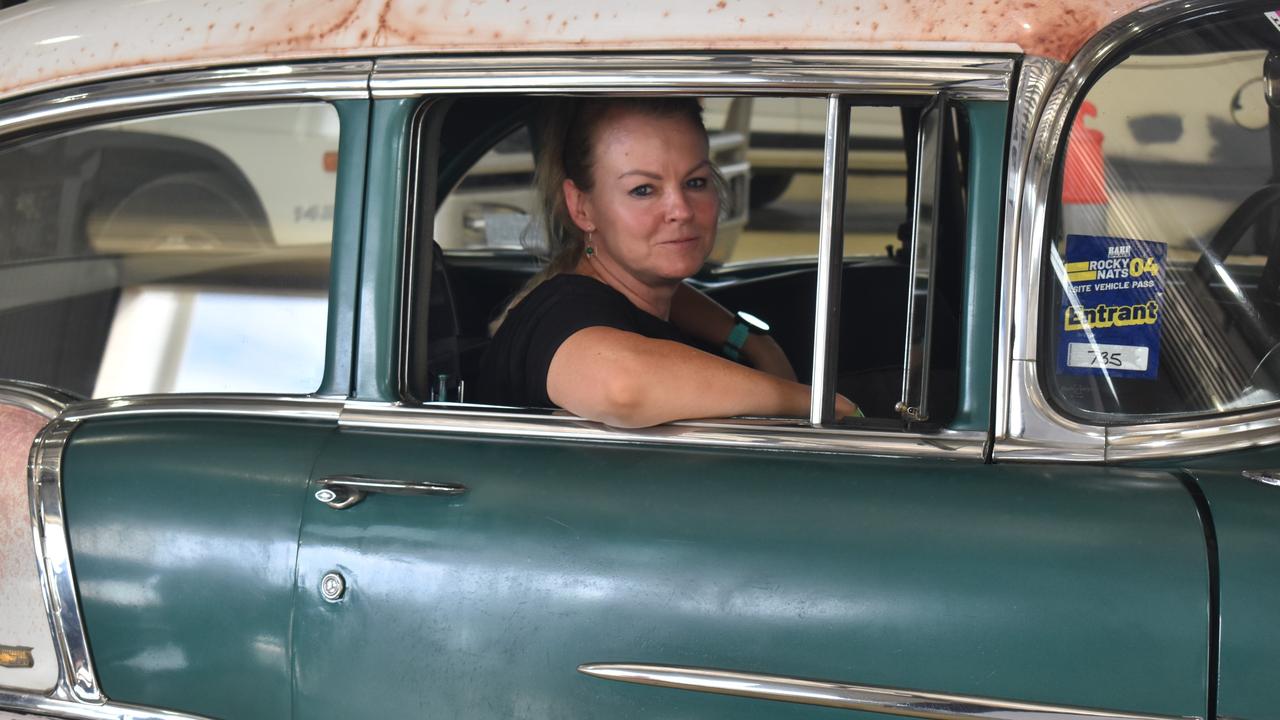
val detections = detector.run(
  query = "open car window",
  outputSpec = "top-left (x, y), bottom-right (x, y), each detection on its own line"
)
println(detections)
top-left (434, 98), bottom-right (910, 268)
top-left (411, 93), bottom-right (970, 427)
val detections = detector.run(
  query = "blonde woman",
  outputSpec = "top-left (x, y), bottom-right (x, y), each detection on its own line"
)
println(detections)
top-left (476, 98), bottom-right (856, 427)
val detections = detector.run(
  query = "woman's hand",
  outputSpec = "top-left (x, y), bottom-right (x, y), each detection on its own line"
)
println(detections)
top-left (835, 393), bottom-right (862, 420)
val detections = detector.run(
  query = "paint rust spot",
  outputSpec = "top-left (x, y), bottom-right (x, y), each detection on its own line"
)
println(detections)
top-left (0, 0), bottom-right (1159, 99)
top-left (0, 645), bottom-right (34, 670)
top-left (0, 405), bottom-right (48, 578)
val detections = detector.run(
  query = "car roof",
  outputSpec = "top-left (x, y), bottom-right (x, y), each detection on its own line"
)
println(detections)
top-left (0, 0), bottom-right (1155, 102)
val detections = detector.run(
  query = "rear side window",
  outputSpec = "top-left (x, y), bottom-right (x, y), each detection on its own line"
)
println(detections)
top-left (0, 103), bottom-right (339, 397)
top-left (1043, 8), bottom-right (1280, 420)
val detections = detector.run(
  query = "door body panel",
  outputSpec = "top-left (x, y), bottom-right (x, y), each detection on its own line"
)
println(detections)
top-left (62, 417), bottom-right (333, 720)
top-left (1181, 445), bottom-right (1280, 720)
top-left (294, 428), bottom-right (1209, 719)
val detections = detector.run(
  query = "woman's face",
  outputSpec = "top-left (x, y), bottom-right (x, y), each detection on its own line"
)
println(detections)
top-left (567, 109), bottom-right (719, 288)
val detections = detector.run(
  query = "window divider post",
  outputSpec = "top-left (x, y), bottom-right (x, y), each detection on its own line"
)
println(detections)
top-left (809, 95), bottom-right (850, 425)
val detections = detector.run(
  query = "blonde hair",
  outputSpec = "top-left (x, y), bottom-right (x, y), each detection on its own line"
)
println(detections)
top-left (490, 97), bottom-right (718, 332)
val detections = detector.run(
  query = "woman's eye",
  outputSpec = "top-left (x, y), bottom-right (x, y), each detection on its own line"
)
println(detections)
top-left (628, 184), bottom-right (654, 198)
top-left (686, 176), bottom-right (708, 190)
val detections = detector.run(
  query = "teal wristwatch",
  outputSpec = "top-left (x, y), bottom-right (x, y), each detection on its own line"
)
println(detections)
top-left (723, 310), bottom-right (770, 361)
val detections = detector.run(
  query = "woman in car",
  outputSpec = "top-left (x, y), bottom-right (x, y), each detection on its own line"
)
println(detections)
top-left (476, 97), bottom-right (857, 427)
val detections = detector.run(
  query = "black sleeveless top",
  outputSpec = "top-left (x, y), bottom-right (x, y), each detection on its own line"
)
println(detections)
top-left (475, 274), bottom-right (695, 408)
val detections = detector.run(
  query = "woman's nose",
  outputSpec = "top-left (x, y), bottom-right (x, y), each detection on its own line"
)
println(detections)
top-left (665, 190), bottom-right (694, 222)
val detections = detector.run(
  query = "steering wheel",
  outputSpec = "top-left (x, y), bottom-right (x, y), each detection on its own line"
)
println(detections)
top-left (1196, 182), bottom-right (1280, 281)
top-left (1201, 183), bottom-right (1280, 402)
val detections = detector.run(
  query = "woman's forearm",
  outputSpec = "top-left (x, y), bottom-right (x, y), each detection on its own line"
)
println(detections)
top-left (548, 327), bottom-right (818, 428)
top-left (669, 282), bottom-right (797, 381)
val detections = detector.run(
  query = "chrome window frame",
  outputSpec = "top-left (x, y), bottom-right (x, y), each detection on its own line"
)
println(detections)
top-left (993, 0), bottom-right (1280, 463)
top-left (385, 53), bottom-right (1013, 456)
top-left (0, 62), bottom-right (369, 141)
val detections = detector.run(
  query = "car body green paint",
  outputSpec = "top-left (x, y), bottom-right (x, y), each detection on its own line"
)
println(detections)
top-left (287, 429), bottom-right (1207, 719)
top-left (354, 99), bottom-right (416, 403)
top-left (61, 418), bottom-right (334, 720)
top-left (317, 99), bottom-right (371, 398)
top-left (954, 100), bottom-right (1006, 432)
top-left (1171, 445), bottom-right (1280, 720)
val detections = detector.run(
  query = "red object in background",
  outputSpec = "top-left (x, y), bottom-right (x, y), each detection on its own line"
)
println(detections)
top-left (1063, 100), bottom-right (1107, 205)
top-left (323, 150), bottom-right (339, 173)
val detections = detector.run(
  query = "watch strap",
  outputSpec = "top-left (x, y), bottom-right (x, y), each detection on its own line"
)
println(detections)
top-left (722, 321), bottom-right (750, 361)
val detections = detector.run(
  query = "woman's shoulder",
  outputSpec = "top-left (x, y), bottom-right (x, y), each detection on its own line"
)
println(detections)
top-left (516, 273), bottom-right (629, 314)
top-left (537, 272), bottom-right (620, 296)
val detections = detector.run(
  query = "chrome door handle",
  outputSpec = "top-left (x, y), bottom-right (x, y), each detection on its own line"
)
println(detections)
top-left (314, 474), bottom-right (468, 509)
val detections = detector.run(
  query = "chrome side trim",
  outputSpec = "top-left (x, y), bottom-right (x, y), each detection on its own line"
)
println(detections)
top-left (997, 0), bottom-right (1268, 462)
top-left (0, 61), bottom-right (370, 141)
top-left (59, 395), bottom-right (343, 424)
top-left (28, 418), bottom-right (96, 702)
top-left (578, 663), bottom-right (1199, 720)
top-left (1107, 407), bottom-right (1280, 462)
top-left (0, 382), bottom-right (77, 421)
top-left (339, 402), bottom-right (987, 460)
top-left (0, 688), bottom-right (215, 720)
top-left (1242, 469), bottom-right (1280, 487)
top-left (371, 55), bottom-right (1014, 100)
top-left (999, 360), bottom-right (1106, 462)
top-left (809, 95), bottom-right (849, 424)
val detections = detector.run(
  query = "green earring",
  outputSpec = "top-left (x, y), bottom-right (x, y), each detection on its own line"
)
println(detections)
top-left (585, 231), bottom-right (595, 257)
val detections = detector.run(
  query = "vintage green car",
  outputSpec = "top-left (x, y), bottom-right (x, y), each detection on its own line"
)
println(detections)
top-left (2, 0), bottom-right (1280, 718)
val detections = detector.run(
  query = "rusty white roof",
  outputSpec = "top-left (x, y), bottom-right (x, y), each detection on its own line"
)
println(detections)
top-left (0, 0), bottom-right (1154, 101)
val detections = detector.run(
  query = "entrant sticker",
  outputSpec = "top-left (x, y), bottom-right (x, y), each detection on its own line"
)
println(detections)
top-left (1266, 10), bottom-right (1280, 32)
top-left (1057, 235), bottom-right (1165, 380)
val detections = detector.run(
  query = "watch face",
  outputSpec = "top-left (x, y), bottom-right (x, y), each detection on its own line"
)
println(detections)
top-left (737, 310), bottom-right (770, 333)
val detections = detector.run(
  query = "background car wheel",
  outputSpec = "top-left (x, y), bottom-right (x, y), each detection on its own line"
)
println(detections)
top-left (91, 171), bottom-right (272, 251)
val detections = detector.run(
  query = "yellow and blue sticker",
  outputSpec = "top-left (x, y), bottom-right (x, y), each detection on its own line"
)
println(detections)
top-left (1058, 234), bottom-right (1166, 379)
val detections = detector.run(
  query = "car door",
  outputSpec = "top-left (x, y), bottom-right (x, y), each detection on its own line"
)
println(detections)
top-left (294, 428), bottom-right (1208, 720)
top-left (290, 57), bottom-right (1211, 720)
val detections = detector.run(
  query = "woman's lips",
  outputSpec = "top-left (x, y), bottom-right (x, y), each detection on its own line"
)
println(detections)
top-left (659, 236), bottom-right (700, 246)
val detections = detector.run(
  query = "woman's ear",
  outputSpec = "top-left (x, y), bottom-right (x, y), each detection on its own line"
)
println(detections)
top-left (563, 178), bottom-right (595, 233)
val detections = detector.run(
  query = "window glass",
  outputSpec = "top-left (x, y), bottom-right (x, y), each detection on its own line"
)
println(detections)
top-left (703, 99), bottom-right (909, 265)
top-left (0, 103), bottom-right (339, 397)
top-left (434, 126), bottom-right (535, 252)
top-left (1044, 9), bottom-right (1280, 420)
